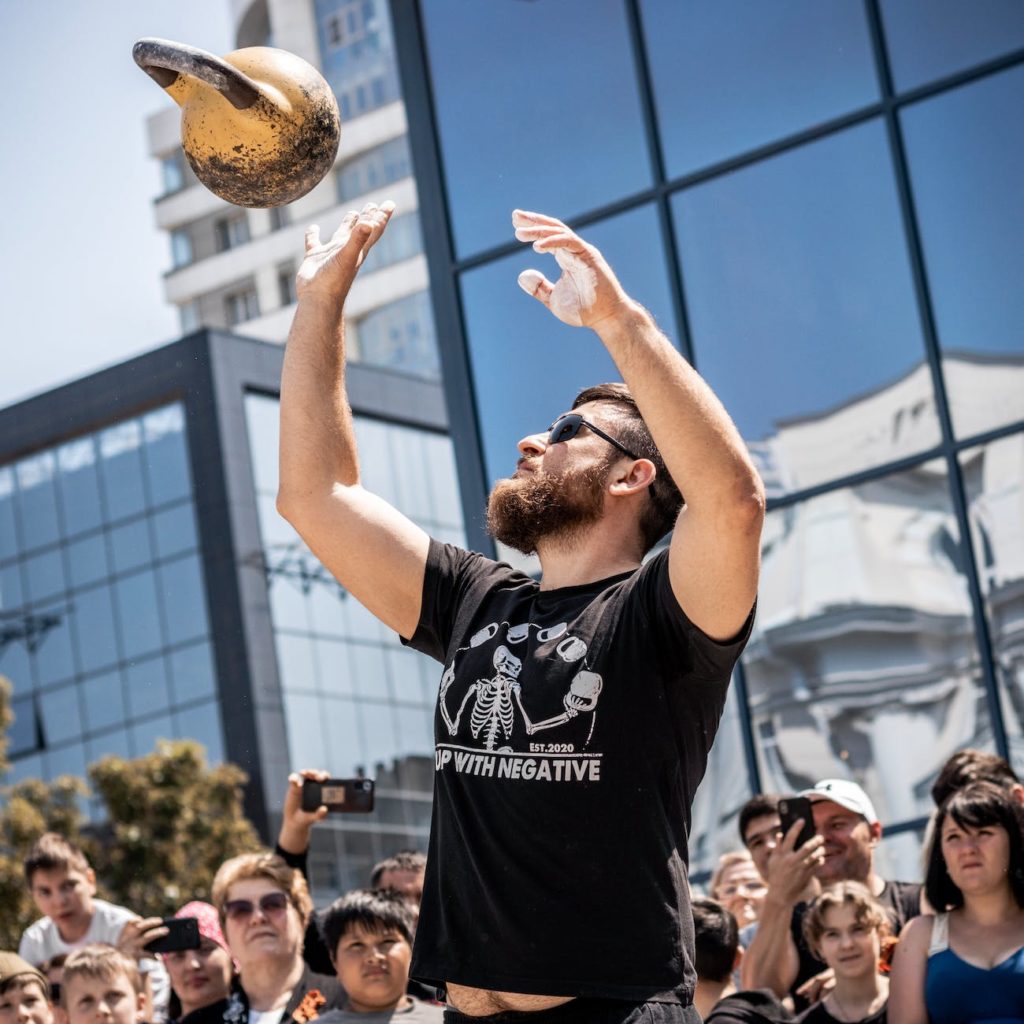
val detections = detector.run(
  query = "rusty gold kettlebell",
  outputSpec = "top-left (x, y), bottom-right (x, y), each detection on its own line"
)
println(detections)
top-left (133, 38), bottom-right (340, 208)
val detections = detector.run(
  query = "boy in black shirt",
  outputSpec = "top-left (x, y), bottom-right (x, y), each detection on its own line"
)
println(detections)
top-left (278, 204), bottom-right (764, 1022)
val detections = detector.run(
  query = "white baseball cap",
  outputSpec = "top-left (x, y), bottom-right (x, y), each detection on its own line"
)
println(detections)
top-left (800, 779), bottom-right (879, 825)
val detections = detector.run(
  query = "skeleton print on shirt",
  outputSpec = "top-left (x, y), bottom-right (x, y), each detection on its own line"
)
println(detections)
top-left (438, 619), bottom-right (603, 752)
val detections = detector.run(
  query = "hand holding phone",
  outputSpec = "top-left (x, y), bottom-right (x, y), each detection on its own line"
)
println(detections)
top-left (778, 796), bottom-right (816, 850)
top-left (143, 917), bottom-right (200, 954)
top-left (301, 776), bottom-right (375, 814)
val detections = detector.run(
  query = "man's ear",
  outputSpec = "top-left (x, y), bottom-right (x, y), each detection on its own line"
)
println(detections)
top-left (733, 944), bottom-right (744, 971)
top-left (869, 821), bottom-right (883, 846)
top-left (85, 868), bottom-right (97, 894)
top-left (135, 988), bottom-right (148, 1024)
top-left (608, 458), bottom-right (656, 497)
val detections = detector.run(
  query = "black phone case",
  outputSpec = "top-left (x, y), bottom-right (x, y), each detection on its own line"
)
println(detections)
top-left (779, 797), bottom-right (816, 849)
top-left (144, 916), bottom-right (200, 953)
top-left (301, 777), bottom-right (375, 813)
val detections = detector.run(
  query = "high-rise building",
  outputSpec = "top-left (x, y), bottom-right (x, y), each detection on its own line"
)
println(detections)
top-left (386, 0), bottom-right (1024, 879)
top-left (0, 331), bottom-right (463, 898)
top-left (146, 0), bottom-right (438, 381)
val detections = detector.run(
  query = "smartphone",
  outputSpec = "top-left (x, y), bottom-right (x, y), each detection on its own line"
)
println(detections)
top-left (778, 796), bottom-right (816, 849)
top-left (144, 916), bottom-right (200, 954)
top-left (302, 776), bottom-right (375, 813)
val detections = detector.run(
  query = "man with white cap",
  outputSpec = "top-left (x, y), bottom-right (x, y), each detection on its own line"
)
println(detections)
top-left (740, 779), bottom-right (922, 1009)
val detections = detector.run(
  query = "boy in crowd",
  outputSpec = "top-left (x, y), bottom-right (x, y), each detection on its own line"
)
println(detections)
top-left (0, 953), bottom-right (55, 1024)
top-left (19, 834), bottom-right (169, 1018)
top-left (318, 890), bottom-right (441, 1022)
top-left (691, 900), bottom-right (790, 1024)
top-left (61, 946), bottom-right (147, 1024)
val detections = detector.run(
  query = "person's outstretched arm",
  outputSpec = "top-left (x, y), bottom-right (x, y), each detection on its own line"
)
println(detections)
top-left (277, 202), bottom-right (430, 639)
top-left (513, 210), bottom-right (763, 640)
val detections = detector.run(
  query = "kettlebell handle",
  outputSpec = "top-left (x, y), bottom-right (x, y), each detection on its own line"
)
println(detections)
top-left (133, 38), bottom-right (260, 110)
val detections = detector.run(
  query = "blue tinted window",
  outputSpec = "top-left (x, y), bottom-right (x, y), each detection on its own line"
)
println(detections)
top-left (33, 611), bottom-right (75, 687)
top-left (24, 548), bottom-right (66, 604)
top-left (45, 741), bottom-right (87, 781)
top-left (0, 636), bottom-right (31, 692)
top-left (151, 503), bottom-right (198, 560)
top-left (158, 555), bottom-right (208, 644)
top-left (0, 560), bottom-right (23, 613)
top-left (275, 632), bottom-right (319, 693)
top-left (73, 584), bottom-right (119, 673)
top-left (57, 438), bottom-right (104, 538)
top-left (0, 468), bottom-right (16, 561)
top-left (460, 203), bottom-right (678, 486)
top-left (131, 713), bottom-right (173, 758)
top-left (16, 453), bottom-right (60, 551)
top-left (143, 405), bottom-right (192, 506)
top-left (422, 0), bottom-right (651, 256)
top-left (40, 683), bottom-right (83, 746)
top-left (109, 520), bottom-right (153, 576)
top-left (168, 641), bottom-right (216, 705)
top-left (880, 0), bottom-right (1024, 92)
top-left (355, 290), bottom-right (439, 379)
top-left (124, 655), bottom-right (172, 719)
top-left (66, 533), bottom-right (109, 590)
top-left (284, 692), bottom-right (329, 769)
top-left (174, 700), bottom-right (224, 763)
top-left (10, 694), bottom-right (39, 757)
top-left (641, 0), bottom-right (877, 177)
top-left (100, 421), bottom-right (147, 519)
top-left (114, 571), bottom-right (163, 660)
top-left (337, 135), bottom-right (411, 203)
top-left (672, 119), bottom-right (937, 495)
top-left (901, 66), bottom-right (1024, 439)
top-left (88, 727), bottom-right (132, 763)
top-left (82, 670), bottom-right (126, 733)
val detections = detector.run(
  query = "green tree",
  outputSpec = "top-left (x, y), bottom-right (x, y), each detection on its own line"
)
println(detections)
top-left (0, 674), bottom-right (262, 947)
top-left (89, 739), bottom-right (262, 916)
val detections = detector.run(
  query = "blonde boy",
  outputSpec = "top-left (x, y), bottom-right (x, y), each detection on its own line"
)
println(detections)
top-left (61, 947), bottom-right (146, 1024)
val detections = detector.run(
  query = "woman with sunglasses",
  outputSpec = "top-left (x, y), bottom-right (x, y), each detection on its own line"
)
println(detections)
top-left (184, 853), bottom-right (342, 1024)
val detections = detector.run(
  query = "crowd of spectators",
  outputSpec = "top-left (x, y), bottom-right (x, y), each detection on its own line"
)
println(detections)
top-left (7, 750), bottom-right (1024, 1023)
top-left (5, 769), bottom-right (439, 1024)
top-left (694, 748), bottom-right (1024, 1022)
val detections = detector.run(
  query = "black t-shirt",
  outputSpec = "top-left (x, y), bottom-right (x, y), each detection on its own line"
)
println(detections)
top-left (790, 880), bottom-right (920, 1005)
top-left (403, 541), bottom-right (753, 1002)
top-left (706, 989), bottom-right (793, 1023)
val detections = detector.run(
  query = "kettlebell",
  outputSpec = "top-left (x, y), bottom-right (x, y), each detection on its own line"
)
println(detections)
top-left (133, 38), bottom-right (341, 208)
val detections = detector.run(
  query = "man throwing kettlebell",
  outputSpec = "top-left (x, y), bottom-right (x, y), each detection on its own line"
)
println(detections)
top-left (277, 202), bottom-right (764, 1024)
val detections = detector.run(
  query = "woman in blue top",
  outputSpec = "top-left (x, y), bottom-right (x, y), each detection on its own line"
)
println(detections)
top-left (889, 781), bottom-right (1024, 1023)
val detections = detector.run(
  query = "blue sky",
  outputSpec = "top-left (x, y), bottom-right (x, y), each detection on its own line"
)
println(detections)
top-left (0, 1), bottom-right (233, 408)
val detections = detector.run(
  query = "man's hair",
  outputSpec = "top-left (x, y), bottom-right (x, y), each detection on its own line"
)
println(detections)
top-left (211, 851), bottom-right (313, 927)
top-left (931, 749), bottom-right (1020, 808)
top-left (926, 781), bottom-right (1024, 911)
top-left (738, 793), bottom-right (782, 846)
top-left (369, 850), bottom-right (426, 888)
top-left (572, 384), bottom-right (683, 553)
top-left (320, 889), bottom-right (415, 960)
top-left (61, 946), bottom-right (141, 1006)
top-left (802, 881), bottom-right (891, 956)
top-left (691, 898), bottom-right (738, 984)
top-left (24, 833), bottom-right (91, 886)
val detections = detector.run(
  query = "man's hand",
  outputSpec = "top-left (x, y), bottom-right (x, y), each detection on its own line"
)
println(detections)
top-left (296, 201), bottom-right (395, 304)
top-left (764, 821), bottom-right (825, 906)
top-left (512, 210), bottom-right (635, 329)
top-left (278, 768), bottom-right (330, 855)
top-left (796, 968), bottom-right (836, 1005)
top-left (117, 917), bottom-right (167, 961)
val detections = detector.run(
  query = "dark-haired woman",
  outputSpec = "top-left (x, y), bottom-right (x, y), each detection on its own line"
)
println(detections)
top-left (889, 780), bottom-right (1024, 1023)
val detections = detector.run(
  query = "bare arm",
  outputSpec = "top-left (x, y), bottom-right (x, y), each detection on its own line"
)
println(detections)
top-left (887, 914), bottom-right (932, 1024)
top-left (739, 823), bottom-right (824, 996)
top-left (277, 203), bottom-right (430, 639)
top-left (513, 211), bottom-right (763, 640)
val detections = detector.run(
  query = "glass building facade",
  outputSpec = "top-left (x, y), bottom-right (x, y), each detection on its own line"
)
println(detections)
top-left (389, 0), bottom-right (1024, 879)
top-left (244, 393), bottom-right (463, 890)
top-left (0, 403), bottom-right (221, 806)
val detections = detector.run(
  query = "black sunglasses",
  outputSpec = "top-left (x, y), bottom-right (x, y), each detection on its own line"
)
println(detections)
top-left (547, 413), bottom-right (640, 461)
top-left (223, 891), bottom-right (291, 922)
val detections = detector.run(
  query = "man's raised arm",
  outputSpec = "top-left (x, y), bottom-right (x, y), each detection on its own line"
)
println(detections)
top-left (276, 202), bottom-right (430, 639)
top-left (513, 210), bottom-right (764, 641)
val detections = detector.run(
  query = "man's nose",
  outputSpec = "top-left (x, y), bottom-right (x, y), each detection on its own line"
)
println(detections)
top-left (518, 433), bottom-right (546, 457)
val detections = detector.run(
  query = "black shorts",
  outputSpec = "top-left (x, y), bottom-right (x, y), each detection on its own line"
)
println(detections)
top-left (442, 998), bottom-right (700, 1024)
